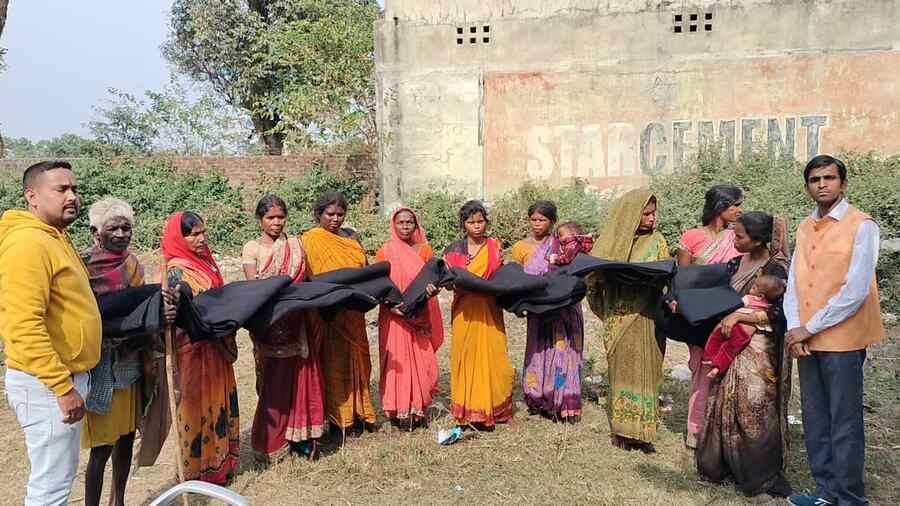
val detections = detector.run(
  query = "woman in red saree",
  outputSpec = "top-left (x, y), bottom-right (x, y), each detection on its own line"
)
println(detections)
top-left (374, 208), bottom-right (443, 428)
top-left (162, 211), bottom-right (239, 484)
top-left (242, 195), bottom-right (324, 460)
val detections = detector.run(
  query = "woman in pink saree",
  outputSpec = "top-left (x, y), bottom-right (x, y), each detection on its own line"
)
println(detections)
top-left (374, 208), bottom-right (444, 427)
top-left (676, 184), bottom-right (744, 449)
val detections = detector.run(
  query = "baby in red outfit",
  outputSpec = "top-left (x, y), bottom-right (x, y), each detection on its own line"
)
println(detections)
top-left (703, 274), bottom-right (785, 378)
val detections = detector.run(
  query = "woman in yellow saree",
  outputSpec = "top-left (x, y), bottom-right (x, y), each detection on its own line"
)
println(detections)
top-left (444, 200), bottom-right (513, 428)
top-left (300, 192), bottom-right (377, 434)
top-left (587, 189), bottom-right (670, 452)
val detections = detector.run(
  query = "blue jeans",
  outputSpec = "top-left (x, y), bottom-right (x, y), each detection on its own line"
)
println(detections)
top-left (797, 349), bottom-right (867, 505)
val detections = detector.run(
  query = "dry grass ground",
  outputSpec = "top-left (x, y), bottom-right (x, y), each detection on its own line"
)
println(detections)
top-left (0, 261), bottom-right (897, 505)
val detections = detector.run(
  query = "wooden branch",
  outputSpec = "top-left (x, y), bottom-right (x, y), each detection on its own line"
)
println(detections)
top-left (161, 263), bottom-right (188, 505)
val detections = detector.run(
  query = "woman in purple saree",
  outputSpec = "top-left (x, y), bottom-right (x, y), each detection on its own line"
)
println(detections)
top-left (510, 201), bottom-right (584, 421)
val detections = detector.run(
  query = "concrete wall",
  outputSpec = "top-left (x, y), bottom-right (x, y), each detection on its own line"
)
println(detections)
top-left (376, 0), bottom-right (900, 206)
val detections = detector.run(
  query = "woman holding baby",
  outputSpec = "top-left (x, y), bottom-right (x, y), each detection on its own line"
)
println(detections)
top-left (510, 201), bottom-right (593, 423)
top-left (695, 211), bottom-right (794, 497)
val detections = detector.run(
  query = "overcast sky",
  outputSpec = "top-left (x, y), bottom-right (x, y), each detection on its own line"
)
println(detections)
top-left (0, 0), bottom-right (385, 140)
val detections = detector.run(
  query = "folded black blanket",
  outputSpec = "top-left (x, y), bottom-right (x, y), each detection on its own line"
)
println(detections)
top-left (99, 264), bottom-right (402, 343)
top-left (398, 259), bottom-right (586, 317)
top-left (670, 264), bottom-right (744, 325)
top-left (397, 258), bottom-right (446, 317)
top-left (500, 272), bottom-right (587, 317)
top-left (448, 262), bottom-right (548, 295)
top-left (555, 254), bottom-right (676, 284)
top-left (671, 263), bottom-right (731, 291)
top-left (656, 264), bottom-right (744, 346)
top-left (674, 286), bottom-right (744, 326)
top-left (175, 276), bottom-right (294, 340)
top-left (247, 263), bottom-right (402, 331)
top-left (96, 284), bottom-right (164, 339)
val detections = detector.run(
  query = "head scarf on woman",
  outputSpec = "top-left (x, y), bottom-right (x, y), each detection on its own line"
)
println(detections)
top-left (594, 188), bottom-right (656, 262)
top-left (161, 211), bottom-right (224, 288)
top-left (382, 207), bottom-right (443, 350)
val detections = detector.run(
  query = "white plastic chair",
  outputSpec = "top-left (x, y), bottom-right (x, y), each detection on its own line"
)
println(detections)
top-left (148, 480), bottom-right (250, 506)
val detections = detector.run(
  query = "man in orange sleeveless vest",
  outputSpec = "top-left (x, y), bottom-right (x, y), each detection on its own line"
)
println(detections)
top-left (784, 155), bottom-right (884, 506)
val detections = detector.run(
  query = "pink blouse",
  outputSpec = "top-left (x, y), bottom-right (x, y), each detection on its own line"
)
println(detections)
top-left (678, 227), bottom-right (741, 265)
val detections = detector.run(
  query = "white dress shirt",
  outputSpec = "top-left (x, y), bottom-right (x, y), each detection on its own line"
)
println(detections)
top-left (784, 198), bottom-right (880, 334)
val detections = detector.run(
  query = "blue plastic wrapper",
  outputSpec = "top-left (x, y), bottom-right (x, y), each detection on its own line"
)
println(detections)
top-left (437, 427), bottom-right (463, 445)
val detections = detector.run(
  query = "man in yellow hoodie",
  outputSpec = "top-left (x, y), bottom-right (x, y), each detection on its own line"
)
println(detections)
top-left (0, 160), bottom-right (102, 505)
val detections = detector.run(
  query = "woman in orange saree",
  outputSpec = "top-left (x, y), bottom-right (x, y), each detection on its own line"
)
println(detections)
top-left (374, 208), bottom-right (443, 427)
top-left (300, 192), bottom-right (377, 434)
top-left (242, 195), bottom-right (324, 460)
top-left (444, 200), bottom-right (513, 428)
top-left (162, 211), bottom-right (239, 484)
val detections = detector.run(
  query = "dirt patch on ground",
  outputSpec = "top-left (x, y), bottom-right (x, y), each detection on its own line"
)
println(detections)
top-left (1, 261), bottom-right (897, 505)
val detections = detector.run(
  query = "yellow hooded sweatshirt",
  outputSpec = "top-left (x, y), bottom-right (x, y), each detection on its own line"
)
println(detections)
top-left (0, 210), bottom-right (102, 396)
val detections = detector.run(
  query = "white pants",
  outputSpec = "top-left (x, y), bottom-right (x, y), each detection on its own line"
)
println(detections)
top-left (5, 369), bottom-right (90, 506)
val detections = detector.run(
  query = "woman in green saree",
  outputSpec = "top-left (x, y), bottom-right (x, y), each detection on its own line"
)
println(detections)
top-left (588, 189), bottom-right (670, 452)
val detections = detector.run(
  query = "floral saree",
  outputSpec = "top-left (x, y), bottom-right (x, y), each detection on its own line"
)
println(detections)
top-left (587, 189), bottom-right (670, 443)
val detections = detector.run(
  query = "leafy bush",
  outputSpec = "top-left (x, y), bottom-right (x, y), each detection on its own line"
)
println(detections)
top-left (490, 179), bottom-right (610, 247)
top-left (402, 186), bottom-right (470, 254)
top-left (253, 165), bottom-right (368, 234)
top-left (345, 207), bottom-right (390, 255)
top-left (876, 247), bottom-right (900, 315)
top-left (0, 158), bottom-right (250, 255)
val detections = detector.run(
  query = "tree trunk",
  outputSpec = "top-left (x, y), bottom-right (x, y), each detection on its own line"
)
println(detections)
top-left (0, 0), bottom-right (9, 39)
top-left (251, 115), bottom-right (285, 155)
top-left (0, 0), bottom-right (6, 157)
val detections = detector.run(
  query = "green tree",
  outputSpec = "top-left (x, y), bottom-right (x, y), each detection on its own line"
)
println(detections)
top-left (163, 0), bottom-right (379, 154)
top-left (3, 134), bottom-right (101, 159)
top-left (87, 80), bottom-right (259, 156)
top-left (88, 89), bottom-right (158, 155)
top-left (145, 79), bottom-right (259, 155)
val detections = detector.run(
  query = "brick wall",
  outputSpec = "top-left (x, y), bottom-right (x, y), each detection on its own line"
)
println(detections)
top-left (0, 153), bottom-right (377, 191)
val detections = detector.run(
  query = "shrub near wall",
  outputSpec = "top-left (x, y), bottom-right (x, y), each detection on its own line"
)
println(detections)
top-left (0, 157), bottom-right (250, 254)
top-left (490, 179), bottom-right (610, 248)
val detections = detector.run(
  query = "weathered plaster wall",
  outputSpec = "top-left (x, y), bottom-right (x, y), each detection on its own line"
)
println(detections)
top-left (376, 0), bottom-right (900, 205)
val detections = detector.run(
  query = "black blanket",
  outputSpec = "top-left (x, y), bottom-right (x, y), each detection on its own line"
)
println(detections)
top-left (98, 264), bottom-right (402, 343)
top-left (499, 272), bottom-right (587, 317)
top-left (396, 258), bottom-right (447, 317)
top-left (246, 263), bottom-right (402, 332)
top-left (671, 264), bottom-right (744, 325)
top-left (398, 259), bottom-right (586, 317)
top-left (96, 284), bottom-right (164, 339)
top-left (656, 263), bottom-right (744, 346)
top-left (555, 254), bottom-right (676, 285)
top-left (448, 263), bottom-right (548, 296)
top-left (175, 276), bottom-right (293, 340)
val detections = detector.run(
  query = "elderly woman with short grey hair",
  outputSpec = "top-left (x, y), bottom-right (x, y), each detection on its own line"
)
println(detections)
top-left (80, 197), bottom-right (146, 506)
